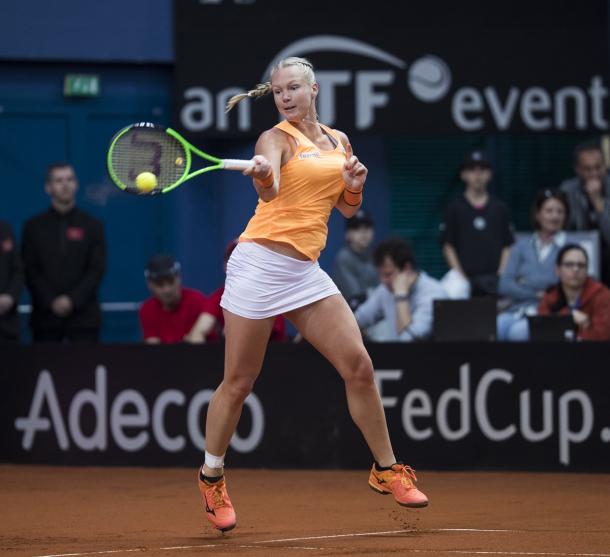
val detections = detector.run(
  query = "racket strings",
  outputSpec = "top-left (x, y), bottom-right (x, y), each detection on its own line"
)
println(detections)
top-left (110, 129), bottom-right (187, 192)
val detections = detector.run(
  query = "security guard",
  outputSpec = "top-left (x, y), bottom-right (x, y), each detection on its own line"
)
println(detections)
top-left (22, 163), bottom-right (106, 342)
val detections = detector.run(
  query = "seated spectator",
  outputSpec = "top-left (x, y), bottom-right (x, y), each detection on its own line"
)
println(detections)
top-left (139, 254), bottom-right (208, 344)
top-left (539, 244), bottom-right (610, 341)
top-left (559, 141), bottom-right (610, 285)
top-left (355, 237), bottom-right (446, 341)
top-left (497, 190), bottom-right (570, 341)
top-left (186, 240), bottom-right (287, 343)
top-left (333, 209), bottom-right (378, 310)
top-left (0, 220), bottom-right (23, 342)
top-left (440, 150), bottom-right (514, 298)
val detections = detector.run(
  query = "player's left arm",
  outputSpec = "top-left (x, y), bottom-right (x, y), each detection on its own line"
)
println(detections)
top-left (334, 130), bottom-right (367, 218)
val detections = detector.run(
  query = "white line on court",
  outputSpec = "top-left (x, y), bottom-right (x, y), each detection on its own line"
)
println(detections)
top-left (35, 549), bottom-right (149, 557)
top-left (32, 528), bottom-right (610, 557)
top-left (34, 542), bottom-right (321, 557)
top-left (253, 527), bottom-right (527, 543)
top-left (392, 549), bottom-right (610, 557)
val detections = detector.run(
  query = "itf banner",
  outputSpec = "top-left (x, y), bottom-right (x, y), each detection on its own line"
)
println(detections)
top-left (174, 1), bottom-right (608, 136)
top-left (1, 343), bottom-right (610, 471)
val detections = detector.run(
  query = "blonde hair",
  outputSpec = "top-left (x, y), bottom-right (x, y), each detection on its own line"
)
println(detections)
top-left (225, 57), bottom-right (316, 113)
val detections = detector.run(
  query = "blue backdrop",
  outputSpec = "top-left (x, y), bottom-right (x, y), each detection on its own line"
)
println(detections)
top-left (0, 0), bottom-right (391, 341)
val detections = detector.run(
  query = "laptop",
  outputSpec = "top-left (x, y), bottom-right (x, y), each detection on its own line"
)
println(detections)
top-left (433, 298), bottom-right (497, 341)
top-left (527, 315), bottom-right (577, 341)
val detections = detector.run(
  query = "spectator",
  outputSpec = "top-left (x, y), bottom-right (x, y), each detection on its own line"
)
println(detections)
top-left (440, 150), bottom-right (514, 298)
top-left (355, 238), bottom-right (446, 341)
top-left (497, 190), bottom-right (570, 341)
top-left (559, 140), bottom-right (610, 286)
top-left (139, 254), bottom-right (209, 344)
top-left (539, 244), bottom-right (610, 341)
top-left (22, 163), bottom-right (106, 342)
top-left (333, 209), bottom-right (378, 310)
top-left (186, 240), bottom-right (287, 343)
top-left (0, 220), bottom-right (23, 342)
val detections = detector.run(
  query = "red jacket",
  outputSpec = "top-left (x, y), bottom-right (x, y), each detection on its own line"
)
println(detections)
top-left (539, 277), bottom-right (610, 341)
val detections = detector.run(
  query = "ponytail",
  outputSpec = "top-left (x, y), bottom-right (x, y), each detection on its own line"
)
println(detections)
top-left (225, 81), bottom-right (272, 113)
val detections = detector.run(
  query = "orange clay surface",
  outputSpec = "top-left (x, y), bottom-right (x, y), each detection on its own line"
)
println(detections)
top-left (1, 466), bottom-right (609, 557)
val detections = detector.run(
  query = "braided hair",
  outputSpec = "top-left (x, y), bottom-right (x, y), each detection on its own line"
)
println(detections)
top-left (225, 57), bottom-right (316, 113)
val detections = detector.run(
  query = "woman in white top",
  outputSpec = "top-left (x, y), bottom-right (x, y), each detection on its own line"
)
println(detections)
top-left (497, 189), bottom-right (570, 340)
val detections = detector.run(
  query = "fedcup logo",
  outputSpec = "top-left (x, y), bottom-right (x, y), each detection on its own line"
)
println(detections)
top-left (180, 34), bottom-right (609, 132)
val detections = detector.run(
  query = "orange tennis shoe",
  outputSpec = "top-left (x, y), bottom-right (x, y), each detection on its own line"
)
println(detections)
top-left (197, 470), bottom-right (237, 532)
top-left (368, 463), bottom-right (429, 508)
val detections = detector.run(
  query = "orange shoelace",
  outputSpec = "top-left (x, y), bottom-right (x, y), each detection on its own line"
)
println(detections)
top-left (397, 465), bottom-right (418, 488)
top-left (208, 483), bottom-right (229, 508)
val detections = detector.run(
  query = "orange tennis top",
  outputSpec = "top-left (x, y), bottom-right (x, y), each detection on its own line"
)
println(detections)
top-left (240, 120), bottom-right (347, 261)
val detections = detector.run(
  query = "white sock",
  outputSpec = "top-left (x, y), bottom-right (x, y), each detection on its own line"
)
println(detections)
top-left (204, 451), bottom-right (225, 470)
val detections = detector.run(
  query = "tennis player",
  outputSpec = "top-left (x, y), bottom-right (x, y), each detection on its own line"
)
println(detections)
top-left (198, 57), bottom-right (428, 532)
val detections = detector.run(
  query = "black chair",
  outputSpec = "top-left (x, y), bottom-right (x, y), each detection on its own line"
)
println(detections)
top-left (433, 298), bottom-right (497, 341)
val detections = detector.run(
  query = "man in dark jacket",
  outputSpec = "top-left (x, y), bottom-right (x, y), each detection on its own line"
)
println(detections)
top-left (0, 220), bottom-right (23, 341)
top-left (22, 163), bottom-right (106, 342)
top-left (559, 141), bottom-right (610, 286)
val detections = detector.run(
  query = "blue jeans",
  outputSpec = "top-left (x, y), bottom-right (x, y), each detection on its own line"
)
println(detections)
top-left (497, 312), bottom-right (530, 341)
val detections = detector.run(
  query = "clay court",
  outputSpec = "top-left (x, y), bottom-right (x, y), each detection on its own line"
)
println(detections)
top-left (1, 465), bottom-right (609, 557)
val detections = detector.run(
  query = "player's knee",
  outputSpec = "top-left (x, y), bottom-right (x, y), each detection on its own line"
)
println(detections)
top-left (224, 376), bottom-right (255, 403)
top-left (343, 351), bottom-right (374, 387)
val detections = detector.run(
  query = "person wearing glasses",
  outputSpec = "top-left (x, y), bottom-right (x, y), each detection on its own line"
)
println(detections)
top-left (538, 244), bottom-right (610, 340)
top-left (559, 141), bottom-right (610, 286)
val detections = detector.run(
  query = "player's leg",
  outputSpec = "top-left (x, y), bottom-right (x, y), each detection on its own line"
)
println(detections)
top-left (204, 310), bottom-right (274, 473)
top-left (285, 294), bottom-right (428, 508)
top-left (198, 310), bottom-right (275, 531)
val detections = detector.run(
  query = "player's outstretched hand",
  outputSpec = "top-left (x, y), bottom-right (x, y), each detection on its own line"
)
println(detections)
top-left (342, 144), bottom-right (367, 191)
top-left (243, 155), bottom-right (272, 181)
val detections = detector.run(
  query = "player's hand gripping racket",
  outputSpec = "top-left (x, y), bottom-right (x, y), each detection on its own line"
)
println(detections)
top-left (107, 122), bottom-right (255, 195)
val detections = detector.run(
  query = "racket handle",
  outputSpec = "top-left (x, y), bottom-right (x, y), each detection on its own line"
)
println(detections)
top-left (222, 159), bottom-right (255, 171)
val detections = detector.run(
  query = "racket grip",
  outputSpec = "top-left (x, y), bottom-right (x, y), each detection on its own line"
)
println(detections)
top-left (222, 159), bottom-right (255, 171)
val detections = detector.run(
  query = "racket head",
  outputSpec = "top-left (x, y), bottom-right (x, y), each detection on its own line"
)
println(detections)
top-left (107, 122), bottom-right (197, 195)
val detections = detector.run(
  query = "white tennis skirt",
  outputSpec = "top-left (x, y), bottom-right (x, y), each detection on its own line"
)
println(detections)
top-left (220, 241), bottom-right (340, 319)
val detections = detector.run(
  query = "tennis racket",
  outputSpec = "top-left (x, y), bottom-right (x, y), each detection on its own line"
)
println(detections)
top-left (107, 122), bottom-right (254, 195)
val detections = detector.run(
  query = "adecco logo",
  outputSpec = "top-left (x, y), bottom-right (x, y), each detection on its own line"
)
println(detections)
top-left (180, 35), bottom-right (609, 133)
top-left (14, 366), bottom-right (264, 454)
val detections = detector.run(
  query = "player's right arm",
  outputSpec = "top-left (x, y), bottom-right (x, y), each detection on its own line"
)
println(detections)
top-left (243, 128), bottom-right (288, 202)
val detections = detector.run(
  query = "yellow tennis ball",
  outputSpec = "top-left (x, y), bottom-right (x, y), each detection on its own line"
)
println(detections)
top-left (135, 171), bottom-right (157, 193)
top-left (175, 156), bottom-right (184, 166)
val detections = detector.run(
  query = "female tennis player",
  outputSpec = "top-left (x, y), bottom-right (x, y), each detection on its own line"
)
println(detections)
top-left (198, 57), bottom-right (428, 532)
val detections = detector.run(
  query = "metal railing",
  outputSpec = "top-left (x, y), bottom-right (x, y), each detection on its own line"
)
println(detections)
top-left (17, 302), bottom-right (141, 314)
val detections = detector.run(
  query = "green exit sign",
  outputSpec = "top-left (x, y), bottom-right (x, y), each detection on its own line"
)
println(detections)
top-left (64, 74), bottom-right (100, 97)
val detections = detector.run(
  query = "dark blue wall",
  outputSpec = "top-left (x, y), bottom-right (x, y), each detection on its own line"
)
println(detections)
top-left (0, 1), bottom-right (391, 341)
top-left (0, 62), bottom-right (176, 340)
top-left (0, 0), bottom-right (173, 63)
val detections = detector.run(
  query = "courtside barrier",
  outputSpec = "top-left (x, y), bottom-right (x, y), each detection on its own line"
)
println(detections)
top-left (1, 343), bottom-right (609, 471)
